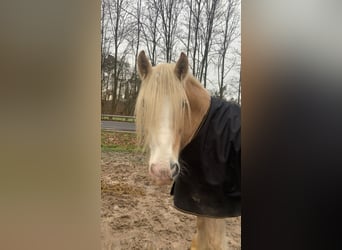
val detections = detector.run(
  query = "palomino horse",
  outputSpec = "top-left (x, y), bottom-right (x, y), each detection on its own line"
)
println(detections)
top-left (135, 51), bottom-right (241, 249)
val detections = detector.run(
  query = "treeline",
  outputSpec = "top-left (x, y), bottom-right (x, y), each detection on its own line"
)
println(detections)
top-left (101, 0), bottom-right (240, 115)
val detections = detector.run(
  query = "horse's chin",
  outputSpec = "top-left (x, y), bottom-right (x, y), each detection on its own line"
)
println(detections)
top-left (149, 169), bottom-right (173, 186)
top-left (152, 177), bottom-right (173, 186)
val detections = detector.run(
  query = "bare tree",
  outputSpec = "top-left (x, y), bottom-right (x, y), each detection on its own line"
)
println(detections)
top-left (100, 0), bottom-right (241, 114)
top-left (185, 0), bottom-right (193, 57)
top-left (184, 0), bottom-right (220, 86)
top-left (132, 0), bottom-right (142, 75)
top-left (127, 0), bottom-right (143, 96)
top-left (198, 0), bottom-right (219, 88)
top-left (141, 0), bottom-right (161, 66)
top-left (157, 0), bottom-right (183, 62)
top-left (101, 1), bottom-right (113, 106)
top-left (185, 0), bottom-right (204, 76)
top-left (216, 0), bottom-right (240, 100)
top-left (106, 0), bottom-right (131, 113)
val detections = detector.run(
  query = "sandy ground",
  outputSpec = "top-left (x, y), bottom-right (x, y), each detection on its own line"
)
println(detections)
top-left (101, 151), bottom-right (241, 249)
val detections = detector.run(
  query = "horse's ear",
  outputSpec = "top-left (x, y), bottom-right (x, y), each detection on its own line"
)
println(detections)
top-left (137, 51), bottom-right (152, 80)
top-left (175, 52), bottom-right (188, 80)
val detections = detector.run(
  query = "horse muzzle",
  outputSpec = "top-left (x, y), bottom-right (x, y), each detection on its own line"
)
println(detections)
top-left (149, 161), bottom-right (180, 185)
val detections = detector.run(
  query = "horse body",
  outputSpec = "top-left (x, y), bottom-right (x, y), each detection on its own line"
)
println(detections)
top-left (135, 51), bottom-right (240, 249)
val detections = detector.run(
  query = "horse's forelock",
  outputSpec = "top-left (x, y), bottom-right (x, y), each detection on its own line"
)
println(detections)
top-left (135, 64), bottom-right (190, 147)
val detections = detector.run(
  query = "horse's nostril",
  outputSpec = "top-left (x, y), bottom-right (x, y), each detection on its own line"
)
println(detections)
top-left (171, 163), bottom-right (180, 179)
top-left (171, 163), bottom-right (178, 170)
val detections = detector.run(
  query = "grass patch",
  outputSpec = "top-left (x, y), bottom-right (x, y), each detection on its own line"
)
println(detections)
top-left (101, 130), bottom-right (141, 152)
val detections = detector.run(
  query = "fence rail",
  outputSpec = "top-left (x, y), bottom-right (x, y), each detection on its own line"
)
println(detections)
top-left (101, 114), bottom-right (135, 122)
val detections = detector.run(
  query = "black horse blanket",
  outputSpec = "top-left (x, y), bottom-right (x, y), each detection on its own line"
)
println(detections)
top-left (171, 97), bottom-right (241, 218)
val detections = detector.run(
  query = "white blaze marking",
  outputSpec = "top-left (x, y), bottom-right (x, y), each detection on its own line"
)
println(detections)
top-left (149, 100), bottom-right (173, 169)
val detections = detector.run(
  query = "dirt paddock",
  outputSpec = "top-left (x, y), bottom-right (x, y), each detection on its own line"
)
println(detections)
top-left (101, 151), bottom-right (241, 249)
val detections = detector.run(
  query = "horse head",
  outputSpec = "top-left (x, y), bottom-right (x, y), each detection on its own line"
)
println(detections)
top-left (135, 51), bottom-right (191, 185)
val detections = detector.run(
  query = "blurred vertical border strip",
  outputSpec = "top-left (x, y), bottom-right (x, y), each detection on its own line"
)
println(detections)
top-left (0, 1), bottom-right (101, 250)
top-left (242, 1), bottom-right (342, 250)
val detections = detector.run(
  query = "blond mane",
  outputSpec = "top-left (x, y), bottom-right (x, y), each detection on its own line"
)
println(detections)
top-left (135, 63), bottom-right (191, 147)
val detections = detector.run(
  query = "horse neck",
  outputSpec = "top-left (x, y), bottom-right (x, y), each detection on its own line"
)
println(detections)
top-left (181, 76), bottom-right (210, 149)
